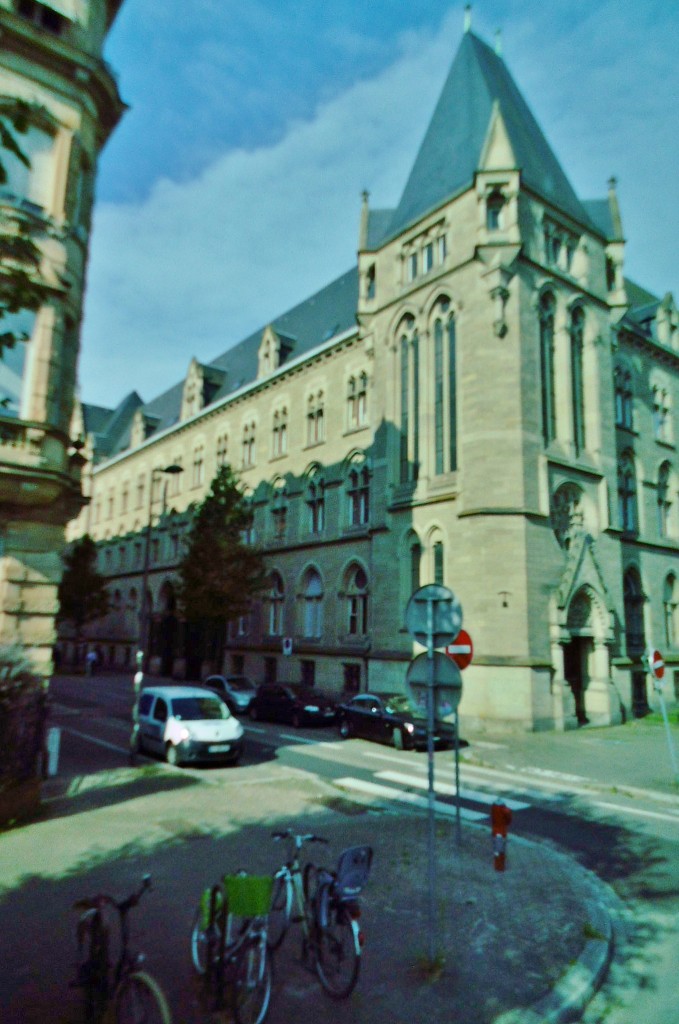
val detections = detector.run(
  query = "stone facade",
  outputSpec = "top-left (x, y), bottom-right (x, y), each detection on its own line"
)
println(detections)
top-left (65, 26), bottom-right (679, 730)
top-left (0, 0), bottom-right (125, 674)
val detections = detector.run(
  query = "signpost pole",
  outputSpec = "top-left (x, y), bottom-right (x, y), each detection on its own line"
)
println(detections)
top-left (426, 596), bottom-right (436, 963)
top-left (658, 690), bottom-right (679, 783)
top-left (454, 710), bottom-right (461, 846)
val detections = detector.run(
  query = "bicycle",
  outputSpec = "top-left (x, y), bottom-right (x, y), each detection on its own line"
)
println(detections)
top-left (72, 873), bottom-right (171, 1024)
top-left (190, 871), bottom-right (273, 1024)
top-left (268, 829), bottom-right (373, 999)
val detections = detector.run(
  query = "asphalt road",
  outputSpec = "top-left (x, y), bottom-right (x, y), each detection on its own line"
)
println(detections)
top-left (42, 674), bottom-right (679, 1023)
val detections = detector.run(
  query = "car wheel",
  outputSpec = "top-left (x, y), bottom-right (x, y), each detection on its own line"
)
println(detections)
top-left (166, 743), bottom-right (181, 767)
top-left (392, 727), bottom-right (404, 751)
top-left (292, 712), bottom-right (302, 729)
top-left (339, 719), bottom-right (351, 739)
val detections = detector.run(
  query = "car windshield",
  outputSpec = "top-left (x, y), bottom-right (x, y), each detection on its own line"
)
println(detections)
top-left (228, 677), bottom-right (256, 692)
top-left (384, 694), bottom-right (423, 717)
top-left (171, 697), bottom-right (229, 721)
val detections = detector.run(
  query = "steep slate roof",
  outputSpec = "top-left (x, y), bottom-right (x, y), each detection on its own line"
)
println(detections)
top-left (385, 30), bottom-right (596, 242)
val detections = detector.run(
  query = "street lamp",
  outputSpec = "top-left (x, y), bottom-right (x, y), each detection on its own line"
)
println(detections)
top-left (137, 463), bottom-right (183, 678)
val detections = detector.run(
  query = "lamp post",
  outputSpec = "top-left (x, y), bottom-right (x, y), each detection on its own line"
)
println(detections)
top-left (137, 463), bottom-right (183, 680)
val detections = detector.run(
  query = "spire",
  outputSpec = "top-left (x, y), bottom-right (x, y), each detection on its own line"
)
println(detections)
top-left (359, 190), bottom-right (370, 250)
top-left (386, 29), bottom-right (594, 239)
top-left (607, 176), bottom-right (624, 239)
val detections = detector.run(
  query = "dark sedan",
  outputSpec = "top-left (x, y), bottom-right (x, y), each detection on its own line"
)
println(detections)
top-left (336, 692), bottom-right (455, 750)
top-left (249, 684), bottom-right (337, 727)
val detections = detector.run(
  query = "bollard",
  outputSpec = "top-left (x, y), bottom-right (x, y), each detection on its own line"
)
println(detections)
top-left (46, 726), bottom-right (61, 778)
top-left (491, 799), bottom-right (512, 871)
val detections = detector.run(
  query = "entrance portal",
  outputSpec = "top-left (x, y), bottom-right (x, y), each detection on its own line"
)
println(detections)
top-left (563, 636), bottom-right (592, 725)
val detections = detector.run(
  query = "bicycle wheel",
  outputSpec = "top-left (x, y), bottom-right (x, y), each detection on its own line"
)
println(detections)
top-left (114, 971), bottom-right (171, 1024)
top-left (315, 898), bottom-right (360, 999)
top-left (232, 939), bottom-right (272, 1024)
top-left (267, 875), bottom-right (290, 950)
top-left (190, 904), bottom-right (221, 975)
top-left (78, 911), bottom-right (109, 1021)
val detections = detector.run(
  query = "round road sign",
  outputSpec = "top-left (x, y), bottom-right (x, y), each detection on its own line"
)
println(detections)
top-left (445, 628), bottom-right (474, 670)
top-left (405, 584), bottom-right (463, 649)
top-left (406, 651), bottom-right (463, 717)
top-left (647, 648), bottom-right (665, 680)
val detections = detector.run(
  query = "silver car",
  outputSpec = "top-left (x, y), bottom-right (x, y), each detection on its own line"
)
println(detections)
top-left (132, 685), bottom-right (244, 767)
top-left (203, 674), bottom-right (258, 715)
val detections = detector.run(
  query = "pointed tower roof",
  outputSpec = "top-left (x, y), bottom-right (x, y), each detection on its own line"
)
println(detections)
top-left (386, 30), bottom-right (594, 239)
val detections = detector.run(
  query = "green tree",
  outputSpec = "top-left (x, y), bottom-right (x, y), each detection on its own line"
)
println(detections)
top-left (0, 97), bottom-right (56, 357)
top-left (56, 535), bottom-right (110, 646)
top-left (178, 465), bottom-right (267, 665)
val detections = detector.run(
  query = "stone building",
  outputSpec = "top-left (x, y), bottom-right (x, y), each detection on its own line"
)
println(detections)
top-left (0, 0), bottom-right (126, 675)
top-left (66, 24), bottom-right (679, 730)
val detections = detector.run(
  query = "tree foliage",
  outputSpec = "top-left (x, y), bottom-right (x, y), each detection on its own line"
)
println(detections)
top-left (0, 97), bottom-right (55, 357)
top-left (57, 535), bottom-right (110, 641)
top-left (178, 465), bottom-right (267, 627)
top-left (0, 643), bottom-right (45, 794)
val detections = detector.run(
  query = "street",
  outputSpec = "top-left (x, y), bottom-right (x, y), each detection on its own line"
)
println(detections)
top-left (4, 673), bottom-right (679, 1023)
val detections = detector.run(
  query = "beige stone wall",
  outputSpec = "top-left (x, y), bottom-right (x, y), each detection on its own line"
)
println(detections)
top-left (0, 1), bottom-right (125, 676)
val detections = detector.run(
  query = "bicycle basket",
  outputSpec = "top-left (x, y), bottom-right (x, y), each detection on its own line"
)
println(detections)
top-left (334, 845), bottom-right (373, 898)
top-left (224, 874), bottom-right (274, 917)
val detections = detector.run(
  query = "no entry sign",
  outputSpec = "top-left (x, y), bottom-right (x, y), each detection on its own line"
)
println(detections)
top-left (445, 628), bottom-right (474, 670)
top-left (647, 648), bottom-right (665, 680)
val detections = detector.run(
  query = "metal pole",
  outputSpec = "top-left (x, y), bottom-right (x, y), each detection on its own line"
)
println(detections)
top-left (137, 467), bottom-right (158, 680)
top-left (426, 596), bottom-right (437, 963)
top-left (454, 710), bottom-right (461, 845)
top-left (657, 688), bottom-right (679, 783)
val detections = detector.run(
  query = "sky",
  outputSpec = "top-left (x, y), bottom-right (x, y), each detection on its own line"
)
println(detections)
top-left (78, 0), bottom-right (679, 409)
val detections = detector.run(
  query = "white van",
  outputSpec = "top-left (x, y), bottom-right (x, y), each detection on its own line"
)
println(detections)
top-left (132, 685), bottom-right (244, 767)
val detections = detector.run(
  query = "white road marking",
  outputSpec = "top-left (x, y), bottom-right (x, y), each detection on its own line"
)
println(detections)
top-left (63, 727), bottom-right (129, 754)
top-left (592, 801), bottom-right (679, 825)
top-left (333, 777), bottom-right (486, 820)
top-left (374, 770), bottom-right (530, 810)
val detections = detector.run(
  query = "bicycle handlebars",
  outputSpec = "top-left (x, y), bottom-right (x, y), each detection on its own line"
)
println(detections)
top-left (271, 829), bottom-right (328, 847)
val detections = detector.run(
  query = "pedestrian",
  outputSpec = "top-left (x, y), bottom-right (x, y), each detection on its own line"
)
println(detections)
top-left (85, 649), bottom-right (97, 677)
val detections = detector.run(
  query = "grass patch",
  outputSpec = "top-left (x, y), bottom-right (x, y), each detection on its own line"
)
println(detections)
top-left (410, 952), bottom-right (446, 983)
top-left (315, 795), bottom-right (369, 816)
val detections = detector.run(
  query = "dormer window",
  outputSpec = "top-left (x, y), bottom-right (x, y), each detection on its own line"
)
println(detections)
top-left (366, 264), bottom-right (376, 300)
top-left (486, 190), bottom-right (505, 230)
top-left (423, 242), bottom-right (434, 273)
top-left (408, 252), bottom-right (418, 282)
top-left (543, 217), bottom-right (579, 273)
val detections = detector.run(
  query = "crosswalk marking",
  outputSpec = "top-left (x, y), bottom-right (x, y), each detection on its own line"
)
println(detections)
top-left (334, 777), bottom-right (487, 819)
top-left (374, 770), bottom-right (530, 810)
top-left (592, 801), bottom-right (679, 825)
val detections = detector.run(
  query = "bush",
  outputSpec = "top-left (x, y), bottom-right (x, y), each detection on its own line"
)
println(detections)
top-left (0, 644), bottom-right (46, 794)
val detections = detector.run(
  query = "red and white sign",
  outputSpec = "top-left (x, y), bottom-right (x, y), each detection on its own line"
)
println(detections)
top-left (445, 629), bottom-right (474, 670)
top-left (648, 648), bottom-right (665, 680)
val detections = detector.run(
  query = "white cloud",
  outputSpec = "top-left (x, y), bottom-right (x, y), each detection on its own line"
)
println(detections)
top-left (79, 4), bottom-right (679, 407)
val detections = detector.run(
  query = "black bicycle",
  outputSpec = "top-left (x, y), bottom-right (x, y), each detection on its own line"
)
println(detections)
top-left (191, 871), bottom-right (273, 1024)
top-left (72, 874), bottom-right (171, 1023)
top-left (268, 829), bottom-right (373, 999)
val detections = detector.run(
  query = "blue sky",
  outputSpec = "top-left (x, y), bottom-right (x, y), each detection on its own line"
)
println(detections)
top-left (78, 0), bottom-right (679, 407)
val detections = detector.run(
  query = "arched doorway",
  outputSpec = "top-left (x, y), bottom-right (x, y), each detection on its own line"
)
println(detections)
top-left (563, 590), bottom-right (594, 725)
top-left (157, 580), bottom-right (178, 678)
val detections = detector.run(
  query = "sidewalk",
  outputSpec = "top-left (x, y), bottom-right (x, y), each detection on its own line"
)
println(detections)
top-left (1, 753), bottom-right (617, 1024)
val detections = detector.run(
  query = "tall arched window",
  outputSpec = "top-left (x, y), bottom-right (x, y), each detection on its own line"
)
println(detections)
top-left (539, 292), bottom-right (556, 445)
top-left (486, 190), bottom-right (504, 230)
top-left (302, 569), bottom-right (323, 638)
top-left (272, 408), bottom-right (288, 457)
top-left (664, 574), bottom-right (678, 647)
top-left (398, 319), bottom-right (419, 483)
top-left (267, 572), bottom-right (285, 636)
top-left (346, 564), bottom-right (369, 636)
top-left (614, 367), bottom-right (633, 429)
top-left (431, 299), bottom-right (457, 475)
top-left (618, 451), bottom-right (637, 533)
top-left (433, 541), bottom-right (444, 585)
top-left (623, 568), bottom-right (645, 656)
top-left (657, 462), bottom-right (672, 537)
top-left (409, 537), bottom-right (421, 595)
top-left (271, 479), bottom-right (287, 541)
top-left (348, 455), bottom-right (370, 526)
top-left (306, 468), bottom-right (325, 534)
top-left (570, 306), bottom-right (585, 454)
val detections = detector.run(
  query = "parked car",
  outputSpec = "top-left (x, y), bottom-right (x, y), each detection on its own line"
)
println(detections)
top-left (203, 674), bottom-right (258, 715)
top-left (249, 684), bottom-right (337, 727)
top-left (132, 685), bottom-right (244, 766)
top-left (336, 692), bottom-right (455, 750)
